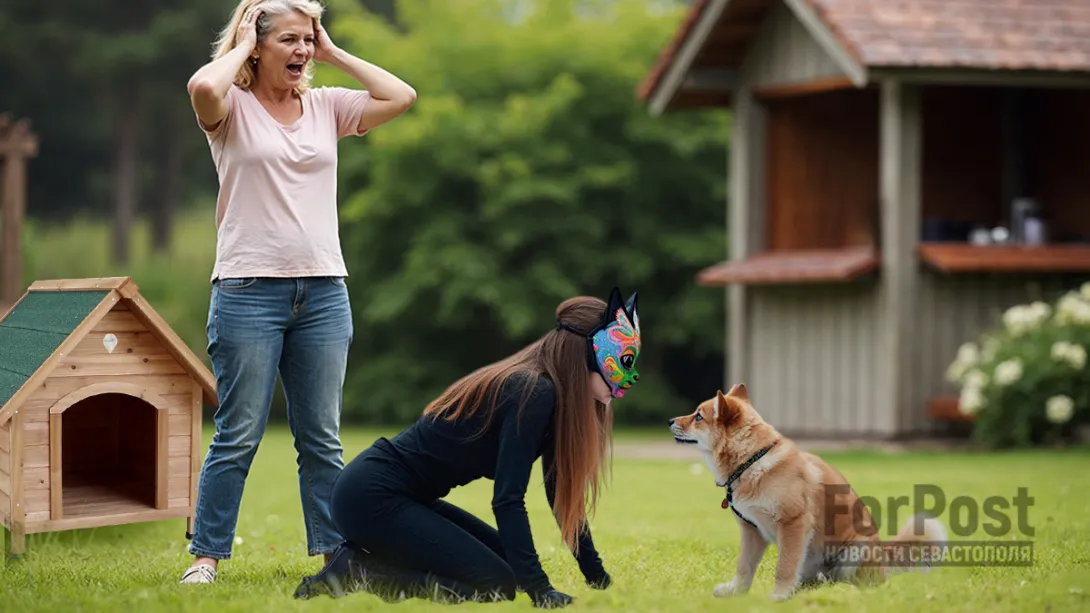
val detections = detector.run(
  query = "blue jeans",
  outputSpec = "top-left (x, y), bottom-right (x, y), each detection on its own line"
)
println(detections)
top-left (189, 276), bottom-right (352, 560)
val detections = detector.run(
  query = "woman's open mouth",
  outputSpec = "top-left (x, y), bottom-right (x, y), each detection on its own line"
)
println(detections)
top-left (287, 62), bottom-right (305, 77)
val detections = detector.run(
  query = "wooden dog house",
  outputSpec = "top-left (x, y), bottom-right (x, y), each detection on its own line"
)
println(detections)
top-left (638, 0), bottom-right (1090, 438)
top-left (0, 277), bottom-right (218, 557)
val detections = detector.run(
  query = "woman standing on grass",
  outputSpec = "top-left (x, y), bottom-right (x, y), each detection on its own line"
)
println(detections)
top-left (180, 0), bottom-right (416, 585)
top-left (294, 288), bottom-right (642, 609)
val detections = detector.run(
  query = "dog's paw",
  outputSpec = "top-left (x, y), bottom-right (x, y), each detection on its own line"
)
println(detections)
top-left (713, 578), bottom-right (746, 598)
top-left (769, 588), bottom-right (795, 602)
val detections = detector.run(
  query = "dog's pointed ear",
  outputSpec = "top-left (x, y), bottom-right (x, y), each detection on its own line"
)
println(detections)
top-left (714, 389), bottom-right (726, 419)
top-left (715, 388), bottom-right (742, 426)
top-left (726, 383), bottom-right (748, 402)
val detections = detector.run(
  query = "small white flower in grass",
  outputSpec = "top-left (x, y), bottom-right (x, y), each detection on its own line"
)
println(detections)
top-left (235, 536), bottom-right (244, 545)
top-left (993, 358), bottom-right (1023, 387)
top-left (1046, 395), bottom-right (1074, 424)
top-left (958, 386), bottom-right (985, 415)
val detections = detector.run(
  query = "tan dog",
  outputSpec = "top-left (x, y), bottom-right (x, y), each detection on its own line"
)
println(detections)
top-left (668, 384), bottom-right (947, 602)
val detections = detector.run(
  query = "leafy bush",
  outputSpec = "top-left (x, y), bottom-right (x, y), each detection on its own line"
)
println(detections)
top-left (945, 283), bottom-right (1090, 448)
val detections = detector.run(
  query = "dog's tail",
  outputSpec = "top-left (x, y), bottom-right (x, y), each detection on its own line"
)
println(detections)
top-left (879, 513), bottom-right (948, 577)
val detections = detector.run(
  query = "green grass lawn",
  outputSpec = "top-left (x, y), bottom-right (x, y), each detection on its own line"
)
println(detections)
top-left (2, 426), bottom-right (1089, 612)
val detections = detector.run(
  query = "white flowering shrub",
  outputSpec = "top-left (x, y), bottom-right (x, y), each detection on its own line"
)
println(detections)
top-left (946, 282), bottom-right (1090, 447)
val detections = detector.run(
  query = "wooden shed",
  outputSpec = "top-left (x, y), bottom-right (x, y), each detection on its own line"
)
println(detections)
top-left (0, 277), bottom-right (217, 557)
top-left (638, 0), bottom-right (1090, 438)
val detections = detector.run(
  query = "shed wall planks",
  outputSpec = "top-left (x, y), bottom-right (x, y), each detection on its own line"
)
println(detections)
top-left (746, 282), bottom-right (884, 436)
top-left (743, 1), bottom-right (846, 89)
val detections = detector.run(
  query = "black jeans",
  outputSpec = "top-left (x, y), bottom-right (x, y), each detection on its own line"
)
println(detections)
top-left (328, 443), bottom-right (518, 602)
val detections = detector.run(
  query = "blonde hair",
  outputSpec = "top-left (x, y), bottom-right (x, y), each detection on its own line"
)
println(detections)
top-left (212, 0), bottom-right (326, 94)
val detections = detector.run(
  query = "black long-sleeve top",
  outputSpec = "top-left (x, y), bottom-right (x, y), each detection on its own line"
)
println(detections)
top-left (375, 371), bottom-right (605, 598)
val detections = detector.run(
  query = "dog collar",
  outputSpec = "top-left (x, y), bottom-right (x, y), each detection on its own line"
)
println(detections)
top-left (718, 440), bottom-right (780, 527)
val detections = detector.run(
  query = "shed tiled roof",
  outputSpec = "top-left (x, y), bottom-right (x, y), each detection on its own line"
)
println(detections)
top-left (638, 0), bottom-right (1090, 107)
top-left (815, 0), bottom-right (1090, 72)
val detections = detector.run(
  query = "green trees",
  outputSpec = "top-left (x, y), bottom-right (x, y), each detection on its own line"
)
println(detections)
top-left (0, 0), bottom-right (237, 259)
top-left (319, 0), bottom-right (729, 423)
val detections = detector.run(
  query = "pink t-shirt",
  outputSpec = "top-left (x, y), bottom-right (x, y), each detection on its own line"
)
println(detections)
top-left (198, 84), bottom-right (371, 282)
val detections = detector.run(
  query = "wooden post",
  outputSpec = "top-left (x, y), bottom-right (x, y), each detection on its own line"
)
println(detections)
top-left (7, 411), bottom-right (26, 559)
top-left (725, 82), bottom-right (768, 391)
top-left (727, 86), bottom-right (754, 388)
top-left (0, 113), bottom-right (39, 308)
top-left (878, 80), bottom-right (922, 435)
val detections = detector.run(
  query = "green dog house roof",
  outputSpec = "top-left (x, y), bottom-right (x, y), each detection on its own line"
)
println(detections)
top-left (0, 277), bottom-right (218, 425)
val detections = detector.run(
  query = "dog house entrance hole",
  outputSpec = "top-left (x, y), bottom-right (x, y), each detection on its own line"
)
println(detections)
top-left (61, 392), bottom-right (159, 518)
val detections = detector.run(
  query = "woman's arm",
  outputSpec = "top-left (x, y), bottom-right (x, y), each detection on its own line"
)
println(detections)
top-left (187, 6), bottom-right (260, 131)
top-left (542, 444), bottom-right (611, 588)
top-left (490, 376), bottom-right (572, 605)
top-left (315, 21), bottom-right (416, 133)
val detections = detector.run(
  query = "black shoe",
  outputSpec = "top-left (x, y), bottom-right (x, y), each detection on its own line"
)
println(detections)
top-left (294, 543), bottom-right (361, 600)
top-left (350, 552), bottom-right (411, 603)
top-left (293, 543), bottom-right (408, 603)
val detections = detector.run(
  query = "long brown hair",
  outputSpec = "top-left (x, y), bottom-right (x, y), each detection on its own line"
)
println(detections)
top-left (422, 295), bottom-right (614, 549)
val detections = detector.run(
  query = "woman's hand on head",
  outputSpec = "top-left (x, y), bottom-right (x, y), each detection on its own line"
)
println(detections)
top-left (237, 4), bottom-right (261, 51)
top-left (313, 19), bottom-right (340, 63)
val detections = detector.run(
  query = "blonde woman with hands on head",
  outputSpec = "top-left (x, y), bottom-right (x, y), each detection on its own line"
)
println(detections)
top-left (180, 0), bottom-right (416, 585)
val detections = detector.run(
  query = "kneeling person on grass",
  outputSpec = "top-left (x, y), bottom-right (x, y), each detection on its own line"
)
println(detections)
top-left (295, 287), bottom-right (643, 608)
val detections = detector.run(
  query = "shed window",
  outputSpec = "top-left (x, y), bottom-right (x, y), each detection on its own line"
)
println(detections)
top-left (918, 86), bottom-right (1090, 273)
top-left (696, 87), bottom-right (883, 286)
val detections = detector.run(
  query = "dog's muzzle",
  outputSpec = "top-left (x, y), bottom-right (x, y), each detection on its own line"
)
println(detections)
top-left (668, 420), bottom-right (696, 444)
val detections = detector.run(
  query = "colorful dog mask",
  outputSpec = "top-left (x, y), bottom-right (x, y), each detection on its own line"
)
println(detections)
top-left (557, 287), bottom-right (641, 399)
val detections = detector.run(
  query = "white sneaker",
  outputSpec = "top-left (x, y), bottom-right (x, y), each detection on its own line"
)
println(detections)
top-left (180, 563), bottom-right (217, 584)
